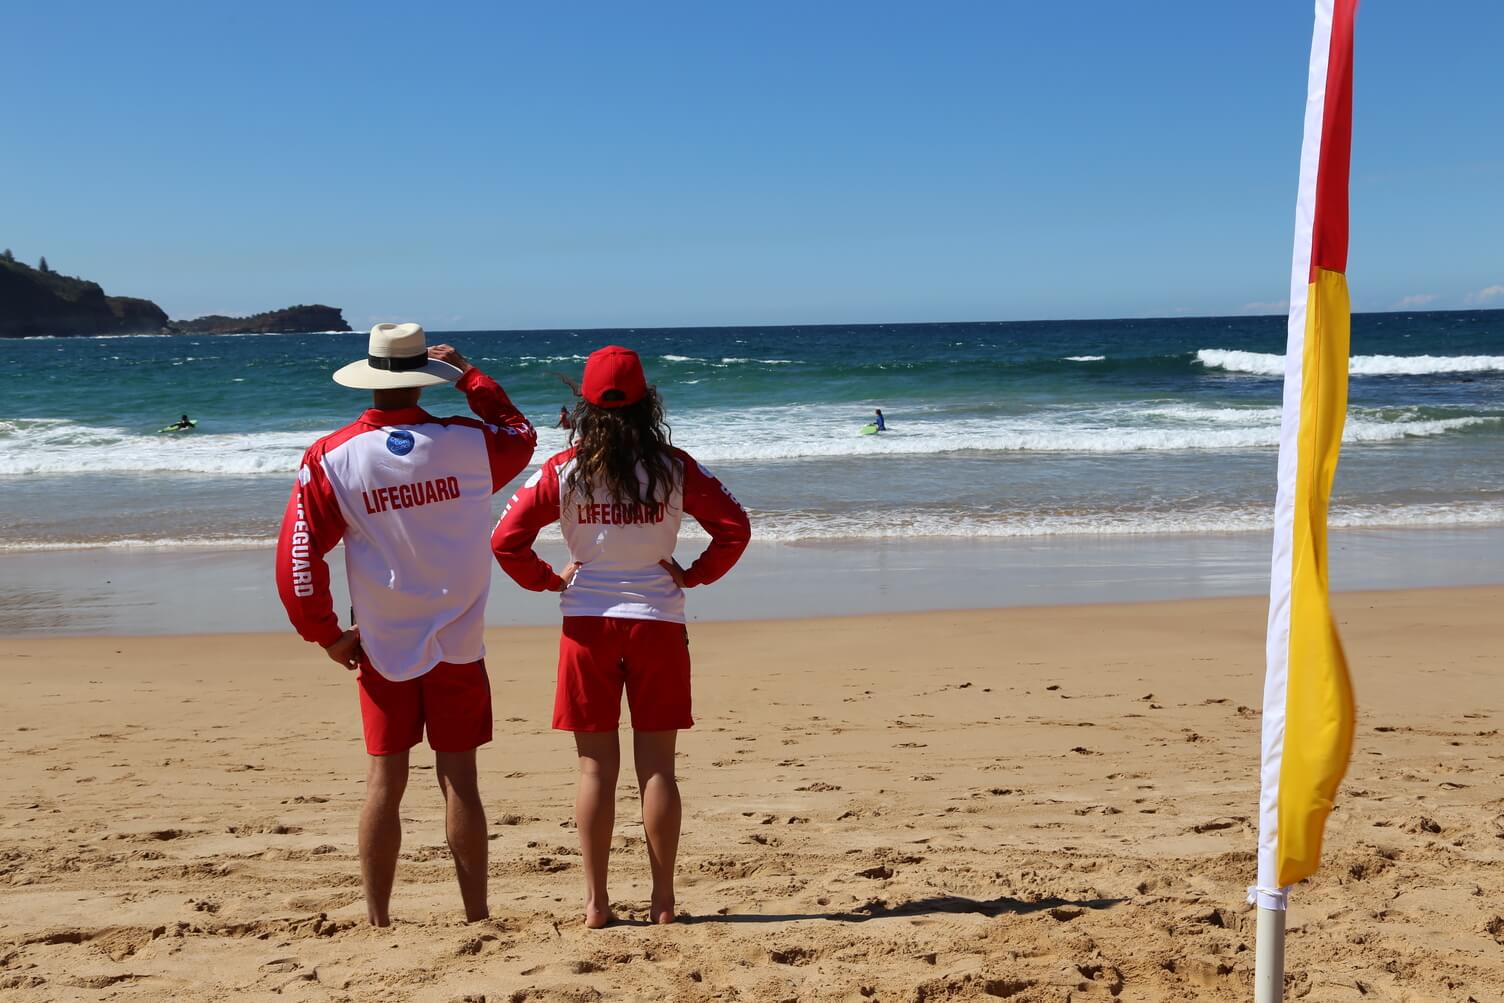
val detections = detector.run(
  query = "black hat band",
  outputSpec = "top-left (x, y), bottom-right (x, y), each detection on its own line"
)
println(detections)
top-left (368, 353), bottom-right (429, 372)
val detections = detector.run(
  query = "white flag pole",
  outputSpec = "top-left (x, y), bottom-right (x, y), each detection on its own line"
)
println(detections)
top-left (1254, 907), bottom-right (1286, 1003)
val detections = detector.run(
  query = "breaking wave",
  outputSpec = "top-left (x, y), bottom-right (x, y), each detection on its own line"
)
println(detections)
top-left (0, 404), bottom-right (1496, 476)
top-left (1197, 349), bottom-right (1504, 377)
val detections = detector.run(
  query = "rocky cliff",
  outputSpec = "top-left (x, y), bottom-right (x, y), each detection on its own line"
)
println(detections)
top-left (0, 255), bottom-right (353, 337)
top-left (0, 257), bottom-right (169, 337)
top-left (173, 305), bottom-right (351, 334)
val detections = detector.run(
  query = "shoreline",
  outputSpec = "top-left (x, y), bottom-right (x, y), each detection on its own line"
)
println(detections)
top-left (3, 525), bottom-right (1502, 637)
top-left (1, 590), bottom-right (1498, 1000)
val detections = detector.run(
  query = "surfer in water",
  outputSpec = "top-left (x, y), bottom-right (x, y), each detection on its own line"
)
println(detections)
top-left (167, 414), bottom-right (193, 430)
top-left (873, 408), bottom-right (886, 432)
top-left (556, 406), bottom-right (573, 430)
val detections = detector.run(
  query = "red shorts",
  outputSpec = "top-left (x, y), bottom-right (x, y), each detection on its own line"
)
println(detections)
top-left (356, 659), bottom-right (493, 756)
top-left (555, 617), bottom-right (692, 732)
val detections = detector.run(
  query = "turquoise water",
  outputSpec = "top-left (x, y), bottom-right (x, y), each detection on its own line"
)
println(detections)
top-left (1, 312), bottom-right (1501, 548)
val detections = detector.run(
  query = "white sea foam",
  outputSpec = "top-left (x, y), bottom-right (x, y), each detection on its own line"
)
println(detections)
top-left (0, 419), bottom-right (316, 476)
top-left (1064, 355), bottom-right (1106, 362)
top-left (1197, 349), bottom-right (1504, 377)
top-left (729, 501), bottom-right (1504, 542)
top-left (656, 355), bottom-right (793, 366)
top-left (668, 405), bottom-right (1495, 464)
top-left (6, 501), bottom-right (1501, 551)
top-left (0, 536), bottom-right (277, 552)
top-left (1135, 405), bottom-right (1284, 424)
top-left (1, 403), bottom-right (1494, 476)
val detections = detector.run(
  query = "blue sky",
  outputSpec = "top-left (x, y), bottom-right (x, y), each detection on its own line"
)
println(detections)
top-left (3, 1), bottom-right (1501, 329)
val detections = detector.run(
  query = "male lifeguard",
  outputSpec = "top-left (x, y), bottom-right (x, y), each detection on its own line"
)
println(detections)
top-left (276, 323), bottom-right (535, 925)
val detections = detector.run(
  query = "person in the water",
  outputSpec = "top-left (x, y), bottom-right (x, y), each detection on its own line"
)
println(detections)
top-left (169, 414), bottom-right (193, 430)
top-left (873, 409), bottom-right (886, 432)
top-left (556, 406), bottom-right (573, 430)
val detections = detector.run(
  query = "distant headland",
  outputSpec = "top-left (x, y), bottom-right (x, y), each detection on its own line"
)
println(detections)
top-left (171, 305), bottom-right (351, 335)
top-left (0, 251), bottom-right (352, 337)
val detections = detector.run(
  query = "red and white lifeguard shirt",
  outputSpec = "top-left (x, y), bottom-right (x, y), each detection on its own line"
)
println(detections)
top-left (492, 447), bottom-right (750, 622)
top-left (276, 369), bottom-right (536, 681)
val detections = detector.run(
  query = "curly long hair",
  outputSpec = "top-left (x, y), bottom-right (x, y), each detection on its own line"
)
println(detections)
top-left (564, 387), bottom-right (676, 507)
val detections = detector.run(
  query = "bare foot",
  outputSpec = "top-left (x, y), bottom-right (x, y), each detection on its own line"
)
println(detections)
top-left (651, 894), bottom-right (675, 925)
top-left (583, 900), bottom-right (613, 929)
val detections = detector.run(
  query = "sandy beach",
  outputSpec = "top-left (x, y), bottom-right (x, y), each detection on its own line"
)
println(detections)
top-left (1, 587), bottom-right (1500, 1002)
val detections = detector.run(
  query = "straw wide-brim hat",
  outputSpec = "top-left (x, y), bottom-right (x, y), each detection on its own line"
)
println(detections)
top-left (332, 323), bottom-right (462, 389)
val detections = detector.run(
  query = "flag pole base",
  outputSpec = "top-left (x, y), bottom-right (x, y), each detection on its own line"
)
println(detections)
top-left (1254, 906), bottom-right (1286, 1003)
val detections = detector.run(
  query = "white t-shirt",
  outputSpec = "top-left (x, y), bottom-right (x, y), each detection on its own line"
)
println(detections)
top-left (492, 446), bottom-right (751, 623)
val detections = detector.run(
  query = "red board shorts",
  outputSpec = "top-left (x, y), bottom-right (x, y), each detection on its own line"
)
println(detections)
top-left (555, 616), bottom-right (692, 732)
top-left (356, 658), bottom-right (493, 756)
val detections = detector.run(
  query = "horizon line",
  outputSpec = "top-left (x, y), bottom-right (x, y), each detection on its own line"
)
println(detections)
top-left (420, 304), bottom-right (1503, 336)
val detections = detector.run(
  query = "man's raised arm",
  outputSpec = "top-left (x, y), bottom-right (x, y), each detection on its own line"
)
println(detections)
top-left (430, 343), bottom-right (538, 492)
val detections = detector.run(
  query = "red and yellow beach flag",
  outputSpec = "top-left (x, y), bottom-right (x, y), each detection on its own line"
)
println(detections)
top-left (1255, 0), bottom-right (1359, 910)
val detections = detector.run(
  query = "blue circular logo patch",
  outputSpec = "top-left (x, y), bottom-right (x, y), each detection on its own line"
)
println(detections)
top-left (386, 430), bottom-right (415, 456)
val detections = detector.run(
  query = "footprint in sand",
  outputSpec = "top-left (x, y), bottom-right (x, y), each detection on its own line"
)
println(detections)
top-left (1076, 964), bottom-right (1126, 995)
top-left (916, 974), bottom-right (1035, 999)
top-left (455, 933), bottom-right (502, 957)
top-left (495, 813), bottom-right (535, 826)
top-left (108, 828), bottom-right (190, 842)
top-left (1404, 815), bottom-right (1443, 835)
top-left (226, 823), bottom-right (301, 836)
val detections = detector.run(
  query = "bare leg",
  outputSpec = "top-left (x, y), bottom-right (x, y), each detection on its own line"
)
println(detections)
top-left (435, 749), bottom-right (489, 922)
top-left (359, 750), bottom-right (409, 926)
top-left (573, 731), bottom-right (620, 928)
top-left (633, 730), bottom-right (681, 924)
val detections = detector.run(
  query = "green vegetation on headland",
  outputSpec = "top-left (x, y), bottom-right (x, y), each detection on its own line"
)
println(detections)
top-left (0, 251), bottom-right (351, 337)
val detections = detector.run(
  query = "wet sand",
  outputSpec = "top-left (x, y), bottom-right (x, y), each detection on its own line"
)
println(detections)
top-left (3, 525), bottom-right (1503, 636)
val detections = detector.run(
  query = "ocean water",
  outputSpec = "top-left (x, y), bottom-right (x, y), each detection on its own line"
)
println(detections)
top-left (1, 311), bottom-right (1501, 550)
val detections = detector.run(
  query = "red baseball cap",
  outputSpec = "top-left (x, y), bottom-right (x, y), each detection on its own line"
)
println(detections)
top-left (581, 345), bottom-right (648, 408)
